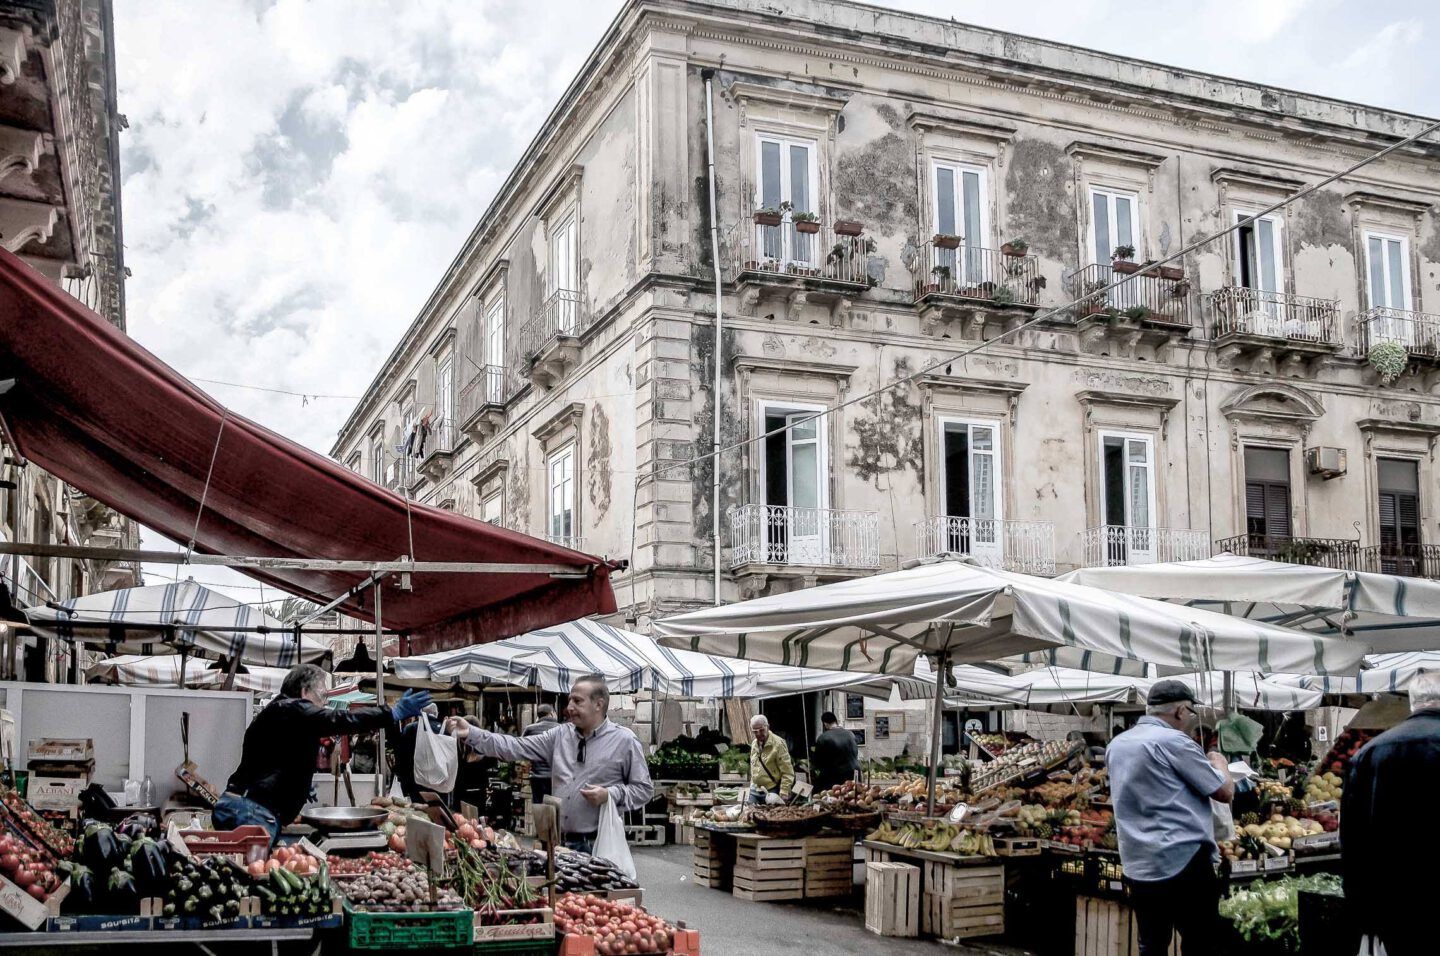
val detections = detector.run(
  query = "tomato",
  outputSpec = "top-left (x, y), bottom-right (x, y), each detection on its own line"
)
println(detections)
top-left (387, 833), bottom-right (405, 853)
top-left (12, 868), bottom-right (35, 888)
top-left (0, 853), bottom-right (17, 873)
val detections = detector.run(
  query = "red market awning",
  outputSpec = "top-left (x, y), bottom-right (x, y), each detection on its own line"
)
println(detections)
top-left (0, 248), bottom-right (617, 653)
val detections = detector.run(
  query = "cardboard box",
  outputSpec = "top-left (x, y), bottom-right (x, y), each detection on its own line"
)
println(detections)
top-left (27, 774), bottom-right (87, 811)
top-left (27, 738), bottom-right (94, 764)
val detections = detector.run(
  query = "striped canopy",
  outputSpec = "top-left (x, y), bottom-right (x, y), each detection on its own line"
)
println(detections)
top-left (391, 618), bottom-right (898, 699)
top-left (1060, 552), bottom-right (1440, 653)
top-left (655, 558), bottom-right (1367, 677)
top-left (26, 579), bottom-right (328, 667)
top-left (86, 654), bottom-right (289, 694)
top-left (1268, 651), bottom-right (1440, 696)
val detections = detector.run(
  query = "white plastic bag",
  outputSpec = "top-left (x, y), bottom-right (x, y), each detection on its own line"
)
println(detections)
top-left (413, 718), bottom-right (458, 794)
top-left (594, 797), bottom-right (636, 880)
top-left (1211, 798), bottom-right (1236, 842)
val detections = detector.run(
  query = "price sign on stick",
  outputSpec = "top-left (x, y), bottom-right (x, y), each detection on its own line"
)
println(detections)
top-left (406, 813), bottom-right (447, 906)
top-left (534, 797), bottom-right (563, 910)
top-left (792, 781), bottom-right (813, 800)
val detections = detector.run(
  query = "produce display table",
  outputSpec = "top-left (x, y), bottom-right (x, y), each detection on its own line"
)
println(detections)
top-left (0, 927), bottom-right (319, 953)
top-left (860, 841), bottom-right (1004, 941)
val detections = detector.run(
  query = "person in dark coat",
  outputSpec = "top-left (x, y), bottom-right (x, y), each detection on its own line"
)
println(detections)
top-left (218, 664), bottom-right (430, 842)
top-left (522, 704), bottom-right (560, 803)
top-left (1342, 671), bottom-right (1440, 956)
top-left (810, 712), bottom-right (860, 794)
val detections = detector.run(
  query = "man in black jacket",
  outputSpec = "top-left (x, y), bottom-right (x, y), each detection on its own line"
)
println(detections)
top-left (216, 664), bottom-right (430, 842)
top-left (1342, 670), bottom-right (1440, 956)
top-left (810, 712), bottom-right (860, 794)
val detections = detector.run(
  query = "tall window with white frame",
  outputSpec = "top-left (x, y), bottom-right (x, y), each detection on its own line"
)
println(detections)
top-left (932, 161), bottom-right (988, 288)
top-left (755, 133), bottom-right (817, 269)
top-left (481, 492), bottom-right (503, 526)
top-left (1099, 432), bottom-right (1155, 565)
top-left (937, 419), bottom-right (1001, 565)
top-left (1377, 458), bottom-right (1422, 575)
top-left (436, 355), bottom-right (454, 452)
top-left (485, 297), bottom-right (505, 402)
top-left (1366, 232), bottom-right (1414, 347)
top-left (548, 446), bottom-right (576, 547)
top-left (1090, 186), bottom-right (1141, 310)
top-left (370, 435), bottom-right (384, 486)
top-left (1234, 210), bottom-right (1285, 328)
top-left (547, 211), bottom-right (578, 335)
top-left (760, 402), bottom-right (827, 564)
top-left (1243, 446), bottom-right (1292, 552)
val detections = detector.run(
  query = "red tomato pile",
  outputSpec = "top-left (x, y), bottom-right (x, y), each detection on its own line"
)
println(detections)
top-left (326, 851), bottom-right (413, 876)
top-left (452, 814), bottom-right (495, 852)
top-left (245, 845), bottom-right (321, 878)
top-left (555, 893), bottom-right (673, 955)
top-left (0, 830), bottom-right (60, 900)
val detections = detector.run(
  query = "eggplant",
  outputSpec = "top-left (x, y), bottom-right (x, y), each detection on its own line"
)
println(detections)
top-left (80, 823), bottom-right (122, 874)
top-left (105, 868), bottom-right (140, 914)
top-left (58, 863), bottom-right (97, 915)
top-left (126, 837), bottom-right (169, 897)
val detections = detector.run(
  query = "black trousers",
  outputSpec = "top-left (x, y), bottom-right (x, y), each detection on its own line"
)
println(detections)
top-left (1127, 846), bottom-right (1220, 956)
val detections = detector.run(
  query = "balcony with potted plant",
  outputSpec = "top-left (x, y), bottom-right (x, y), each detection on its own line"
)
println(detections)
top-left (731, 204), bottom-right (873, 326)
top-left (912, 235), bottom-right (1042, 339)
top-left (1208, 284), bottom-right (1341, 375)
top-left (1065, 250), bottom-right (1195, 359)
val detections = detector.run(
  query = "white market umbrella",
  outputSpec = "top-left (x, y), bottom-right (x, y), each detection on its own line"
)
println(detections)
top-left (655, 557), bottom-right (1364, 811)
top-left (86, 654), bottom-right (290, 694)
top-left (393, 618), bottom-right (906, 700)
top-left (1268, 651), bottom-right (1440, 697)
top-left (28, 579), bottom-right (327, 668)
top-left (1059, 552), bottom-right (1440, 652)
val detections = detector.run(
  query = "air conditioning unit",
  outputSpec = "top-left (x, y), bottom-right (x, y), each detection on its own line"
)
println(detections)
top-left (1306, 446), bottom-right (1347, 479)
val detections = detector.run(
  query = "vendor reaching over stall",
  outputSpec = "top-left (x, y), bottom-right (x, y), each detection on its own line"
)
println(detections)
top-left (217, 663), bottom-right (431, 842)
top-left (445, 674), bottom-right (652, 855)
top-left (748, 714), bottom-right (794, 805)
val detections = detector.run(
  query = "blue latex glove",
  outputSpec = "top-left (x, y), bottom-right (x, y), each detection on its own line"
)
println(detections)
top-left (391, 689), bottom-right (431, 722)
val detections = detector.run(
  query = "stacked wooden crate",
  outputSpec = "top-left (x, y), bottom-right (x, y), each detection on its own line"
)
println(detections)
top-left (804, 835), bottom-right (855, 898)
top-left (692, 831), bottom-right (733, 890)
top-left (864, 862), bottom-right (920, 938)
top-left (732, 835), bottom-right (806, 902)
top-left (920, 861), bottom-right (1005, 941)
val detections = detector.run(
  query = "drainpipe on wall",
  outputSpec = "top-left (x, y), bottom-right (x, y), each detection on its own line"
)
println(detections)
top-left (703, 69), bottom-right (724, 606)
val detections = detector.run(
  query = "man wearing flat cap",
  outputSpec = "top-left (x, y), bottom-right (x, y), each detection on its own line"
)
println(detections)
top-left (1106, 680), bottom-right (1234, 955)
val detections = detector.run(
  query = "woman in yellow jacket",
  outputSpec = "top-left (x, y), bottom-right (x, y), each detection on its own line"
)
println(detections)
top-left (747, 714), bottom-right (794, 805)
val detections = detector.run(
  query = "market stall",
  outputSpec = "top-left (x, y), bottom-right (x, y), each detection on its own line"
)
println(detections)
top-left (86, 655), bottom-right (289, 695)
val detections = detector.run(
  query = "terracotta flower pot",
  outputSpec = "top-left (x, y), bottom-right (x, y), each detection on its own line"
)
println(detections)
top-left (794, 219), bottom-right (821, 235)
top-left (834, 220), bottom-right (864, 237)
top-left (1157, 265), bottom-right (1185, 280)
top-left (754, 211), bottom-right (783, 227)
top-left (1111, 260), bottom-right (1140, 275)
top-left (1001, 243), bottom-right (1029, 257)
top-left (933, 234), bottom-right (962, 250)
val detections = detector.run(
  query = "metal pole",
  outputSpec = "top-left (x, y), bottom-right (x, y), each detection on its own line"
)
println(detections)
top-left (927, 650), bottom-right (947, 817)
top-left (702, 68), bottom-right (724, 607)
top-left (1223, 670), bottom-right (1236, 718)
top-left (374, 580), bottom-right (386, 795)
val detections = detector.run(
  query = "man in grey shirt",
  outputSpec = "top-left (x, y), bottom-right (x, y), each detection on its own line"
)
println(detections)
top-left (1107, 680), bottom-right (1233, 955)
top-left (447, 674), bottom-right (652, 854)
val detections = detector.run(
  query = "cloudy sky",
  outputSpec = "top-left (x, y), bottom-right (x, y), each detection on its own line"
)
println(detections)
top-left (112, 0), bottom-right (1434, 600)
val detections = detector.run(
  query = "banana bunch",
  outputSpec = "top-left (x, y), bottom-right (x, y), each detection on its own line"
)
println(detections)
top-left (950, 829), bottom-right (995, 856)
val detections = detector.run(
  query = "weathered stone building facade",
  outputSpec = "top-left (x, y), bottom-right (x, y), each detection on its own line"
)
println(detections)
top-left (0, 0), bottom-right (138, 668)
top-left (333, 0), bottom-right (1440, 636)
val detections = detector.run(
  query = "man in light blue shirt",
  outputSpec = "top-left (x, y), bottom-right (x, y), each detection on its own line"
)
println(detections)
top-left (1106, 680), bottom-right (1234, 955)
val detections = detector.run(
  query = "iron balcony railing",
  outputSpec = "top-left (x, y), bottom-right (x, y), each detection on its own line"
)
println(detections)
top-left (1083, 525), bottom-right (1210, 567)
top-left (459, 364), bottom-right (512, 423)
top-left (1358, 307), bottom-right (1440, 358)
top-left (1066, 263), bottom-right (1193, 328)
top-left (732, 223), bottom-right (871, 287)
top-left (546, 534), bottom-right (587, 551)
top-left (1361, 543), bottom-right (1440, 579)
top-left (1209, 287), bottom-right (1340, 346)
top-left (913, 240), bottom-right (1041, 306)
top-left (516, 289), bottom-right (586, 370)
top-left (729, 504), bottom-right (880, 570)
top-left (914, 516), bottom-right (1056, 576)
top-left (1214, 533), bottom-right (1363, 571)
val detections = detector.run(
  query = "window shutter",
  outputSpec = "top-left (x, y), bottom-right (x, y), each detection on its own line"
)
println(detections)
top-left (1265, 484), bottom-right (1291, 538)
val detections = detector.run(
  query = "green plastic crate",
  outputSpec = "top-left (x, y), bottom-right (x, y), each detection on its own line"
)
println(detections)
top-left (343, 901), bottom-right (474, 951)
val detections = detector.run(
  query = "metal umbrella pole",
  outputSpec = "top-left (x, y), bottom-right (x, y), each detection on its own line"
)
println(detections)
top-left (927, 646), bottom-right (949, 817)
top-left (374, 579), bottom-right (386, 794)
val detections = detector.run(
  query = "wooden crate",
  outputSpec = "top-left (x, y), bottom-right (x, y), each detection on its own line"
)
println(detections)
top-left (862, 844), bottom-right (891, 865)
top-left (804, 835), bottom-right (855, 898)
top-left (733, 834), bottom-right (806, 901)
top-left (692, 831), bottom-right (734, 889)
top-left (921, 862), bottom-right (1005, 940)
top-left (994, 836), bottom-right (1042, 857)
top-left (864, 862), bottom-right (919, 938)
top-left (1074, 896), bottom-right (1181, 956)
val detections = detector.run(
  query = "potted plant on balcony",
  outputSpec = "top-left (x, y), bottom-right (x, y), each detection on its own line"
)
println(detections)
top-left (753, 205), bottom-right (783, 227)
top-left (1122, 305), bottom-right (1152, 322)
top-left (1111, 245), bottom-right (1139, 275)
top-left (1170, 278), bottom-right (1191, 297)
top-left (834, 219), bottom-right (864, 237)
top-left (933, 233), bottom-right (962, 250)
top-left (1001, 237), bottom-right (1030, 257)
top-left (1080, 278), bottom-right (1108, 316)
top-left (792, 210), bottom-right (821, 235)
top-left (990, 286), bottom-right (1017, 307)
top-left (1368, 340), bottom-right (1409, 385)
top-left (925, 263), bottom-right (951, 294)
